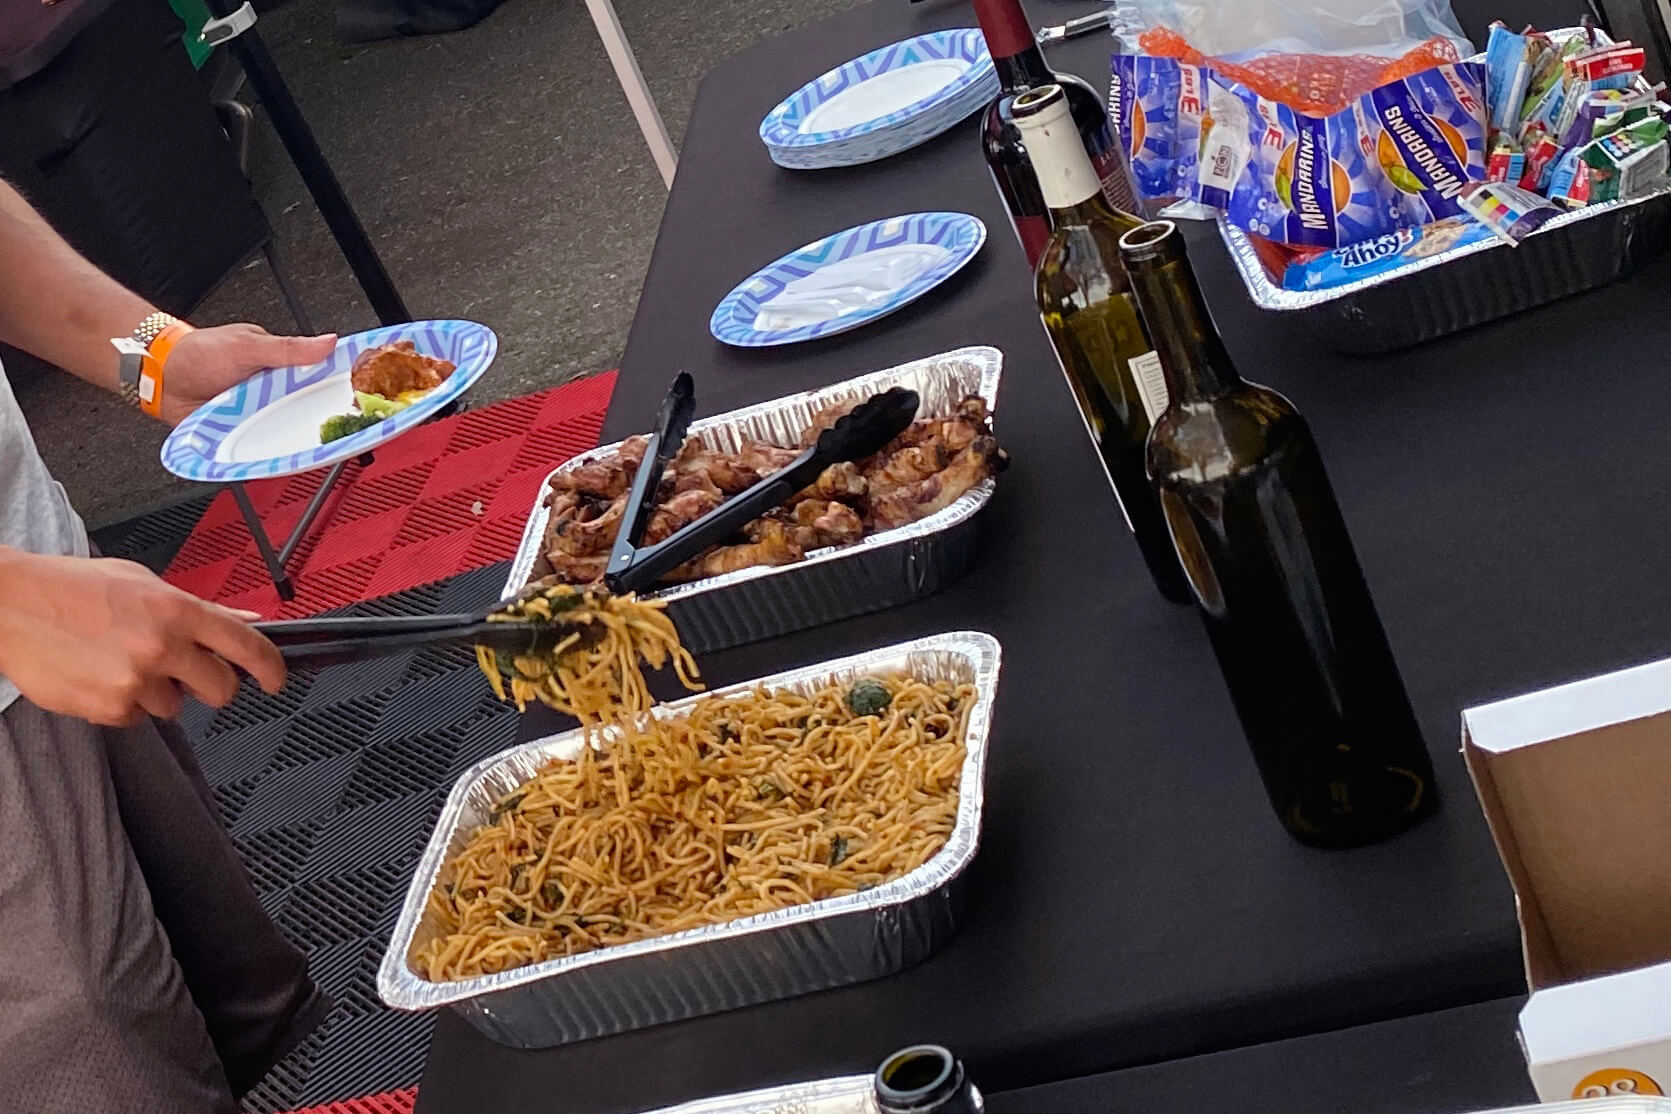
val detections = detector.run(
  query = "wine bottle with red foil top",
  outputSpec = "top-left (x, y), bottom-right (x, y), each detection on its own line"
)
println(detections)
top-left (972, 0), bottom-right (1142, 266)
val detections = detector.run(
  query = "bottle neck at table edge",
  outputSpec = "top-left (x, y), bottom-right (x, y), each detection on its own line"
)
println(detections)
top-left (972, 0), bottom-right (1053, 83)
top-left (1126, 237), bottom-right (1243, 403)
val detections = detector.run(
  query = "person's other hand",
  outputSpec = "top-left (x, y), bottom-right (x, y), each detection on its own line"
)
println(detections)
top-left (160, 323), bottom-right (337, 426)
top-left (0, 549), bottom-right (286, 726)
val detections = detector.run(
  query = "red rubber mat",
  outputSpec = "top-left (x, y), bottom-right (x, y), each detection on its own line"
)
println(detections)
top-left (163, 373), bottom-right (615, 616)
top-left (282, 1088), bottom-right (416, 1114)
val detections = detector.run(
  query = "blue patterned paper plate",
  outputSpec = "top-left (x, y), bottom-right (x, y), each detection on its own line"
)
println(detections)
top-left (161, 320), bottom-right (497, 483)
top-left (710, 212), bottom-right (986, 348)
top-left (759, 29), bottom-right (996, 169)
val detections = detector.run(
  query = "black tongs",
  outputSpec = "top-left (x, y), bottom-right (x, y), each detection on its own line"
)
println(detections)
top-left (253, 376), bottom-right (919, 669)
top-left (602, 378), bottom-right (920, 595)
top-left (256, 611), bottom-right (573, 670)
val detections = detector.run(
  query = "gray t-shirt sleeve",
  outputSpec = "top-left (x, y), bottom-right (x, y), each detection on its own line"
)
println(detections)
top-left (0, 359), bottom-right (90, 709)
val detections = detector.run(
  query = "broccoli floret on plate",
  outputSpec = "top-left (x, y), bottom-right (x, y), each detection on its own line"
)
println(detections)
top-left (846, 678), bottom-right (891, 717)
top-left (319, 411), bottom-right (387, 444)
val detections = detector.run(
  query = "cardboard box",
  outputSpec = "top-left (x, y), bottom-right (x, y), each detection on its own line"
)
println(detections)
top-left (1464, 658), bottom-right (1671, 1102)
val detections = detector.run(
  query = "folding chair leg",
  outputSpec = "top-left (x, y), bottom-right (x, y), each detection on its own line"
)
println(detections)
top-left (581, 0), bottom-right (679, 189)
top-left (262, 240), bottom-right (315, 335)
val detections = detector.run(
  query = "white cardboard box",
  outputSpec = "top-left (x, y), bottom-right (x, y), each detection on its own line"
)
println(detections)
top-left (1463, 657), bottom-right (1671, 1102)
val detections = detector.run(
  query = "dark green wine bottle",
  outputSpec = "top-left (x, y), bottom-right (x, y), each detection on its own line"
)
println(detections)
top-left (1117, 219), bottom-right (1435, 848)
top-left (875, 1046), bottom-right (983, 1114)
top-left (1013, 84), bottom-right (1192, 605)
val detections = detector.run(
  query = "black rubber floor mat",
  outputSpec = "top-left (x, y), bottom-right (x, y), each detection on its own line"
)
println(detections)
top-left (87, 490), bottom-right (218, 573)
top-left (181, 562), bottom-right (510, 1112)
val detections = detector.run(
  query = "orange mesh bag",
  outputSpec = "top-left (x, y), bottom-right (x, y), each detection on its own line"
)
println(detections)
top-left (1139, 26), bottom-right (1461, 114)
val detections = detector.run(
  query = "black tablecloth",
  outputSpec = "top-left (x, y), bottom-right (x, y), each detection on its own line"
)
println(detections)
top-left (989, 997), bottom-right (1534, 1114)
top-left (419, 0), bottom-right (1664, 1108)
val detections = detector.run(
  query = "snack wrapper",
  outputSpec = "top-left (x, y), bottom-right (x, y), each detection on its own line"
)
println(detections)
top-left (1172, 63), bottom-right (1209, 202)
top-left (1217, 79), bottom-right (1407, 248)
top-left (1193, 77), bottom-right (1256, 210)
top-left (1580, 116), bottom-right (1671, 202)
top-left (1458, 180), bottom-right (1563, 244)
top-left (1484, 25), bottom-right (1538, 131)
top-left (1110, 54), bottom-right (1182, 201)
top-left (1487, 136), bottom-right (1525, 182)
top-left (1365, 62), bottom-right (1489, 222)
top-left (1566, 44), bottom-right (1646, 89)
top-left (1280, 217), bottom-right (1496, 290)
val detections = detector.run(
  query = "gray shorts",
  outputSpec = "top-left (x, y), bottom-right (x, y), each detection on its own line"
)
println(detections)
top-left (0, 698), bottom-right (327, 1112)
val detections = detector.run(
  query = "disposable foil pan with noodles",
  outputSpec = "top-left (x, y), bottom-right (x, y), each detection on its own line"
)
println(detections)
top-left (377, 630), bottom-right (1002, 1048)
top-left (632, 1075), bottom-right (877, 1114)
top-left (1217, 28), bottom-right (1671, 355)
top-left (625, 1078), bottom-right (1671, 1114)
top-left (502, 347), bottom-right (1003, 653)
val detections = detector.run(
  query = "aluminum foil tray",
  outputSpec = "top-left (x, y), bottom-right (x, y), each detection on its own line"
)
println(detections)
top-left (628, 1080), bottom-right (1669, 1114)
top-left (378, 630), bottom-right (1002, 1048)
top-left (502, 347), bottom-right (1003, 653)
top-left (641, 1075), bottom-right (877, 1114)
top-left (1219, 184), bottom-right (1671, 354)
top-left (1216, 27), bottom-right (1671, 355)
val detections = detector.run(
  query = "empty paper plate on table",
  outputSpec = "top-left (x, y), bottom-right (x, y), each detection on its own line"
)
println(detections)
top-left (759, 28), bottom-right (996, 170)
top-left (160, 321), bottom-right (496, 483)
top-left (710, 212), bottom-right (986, 347)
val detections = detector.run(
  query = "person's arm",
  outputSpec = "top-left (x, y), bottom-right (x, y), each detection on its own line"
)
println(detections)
top-left (0, 178), bottom-right (336, 424)
top-left (0, 548), bottom-right (287, 725)
top-left (0, 182), bottom-right (335, 718)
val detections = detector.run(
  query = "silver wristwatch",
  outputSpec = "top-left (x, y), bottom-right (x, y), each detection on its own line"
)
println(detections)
top-left (111, 312), bottom-right (181, 408)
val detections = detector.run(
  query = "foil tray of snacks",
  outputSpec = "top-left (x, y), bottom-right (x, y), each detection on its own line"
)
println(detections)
top-left (1110, 22), bottom-right (1671, 353)
top-left (378, 631), bottom-right (1001, 1048)
top-left (1218, 179), bottom-right (1671, 353)
top-left (502, 347), bottom-right (1004, 652)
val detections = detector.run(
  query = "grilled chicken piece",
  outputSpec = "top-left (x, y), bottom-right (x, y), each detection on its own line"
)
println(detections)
top-left (534, 552), bottom-right (609, 585)
top-left (790, 462), bottom-right (866, 506)
top-left (669, 440), bottom-right (761, 496)
top-left (867, 436), bottom-right (1003, 530)
top-left (643, 488), bottom-right (723, 544)
top-left (798, 400), bottom-right (860, 447)
top-left (865, 439), bottom-right (950, 488)
top-left (665, 520), bottom-right (803, 582)
top-left (549, 494), bottom-right (627, 556)
top-left (791, 500), bottom-right (864, 549)
top-left (349, 340), bottom-right (456, 398)
top-left (886, 396), bottom-right (989, 455)
top-left (737, 439), bottom-right (800, 475)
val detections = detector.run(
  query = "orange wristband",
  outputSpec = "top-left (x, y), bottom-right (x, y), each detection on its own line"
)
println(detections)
top-left (138, 321), bottom-right (195, 419)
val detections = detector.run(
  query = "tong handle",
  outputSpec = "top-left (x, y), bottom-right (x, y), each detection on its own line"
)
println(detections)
top-left (607, 387), bottom-right (919, 594)
top-left (607, 371), bottom-right (695, 580)
top-left (265, 618), bottom-right (548, 670)
top-left (257, 612), bottom-right (486, 644)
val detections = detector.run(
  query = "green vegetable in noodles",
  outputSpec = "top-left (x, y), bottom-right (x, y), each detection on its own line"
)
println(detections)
top-left (846, 678), bottom-right (891, 717)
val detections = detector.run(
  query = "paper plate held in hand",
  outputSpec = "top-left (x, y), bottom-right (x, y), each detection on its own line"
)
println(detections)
top-left (709, 212), bottom-right (986, 348)
top-left (161, 321), bottom-right (496, 483)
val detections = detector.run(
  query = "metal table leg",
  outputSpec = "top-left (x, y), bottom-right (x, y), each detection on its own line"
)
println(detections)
top-left (202, 0), bottom-right (412, 327)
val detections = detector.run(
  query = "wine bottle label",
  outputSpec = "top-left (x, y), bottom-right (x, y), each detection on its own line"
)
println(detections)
top-left (1093, 145), bottom-right (1144, 216)
top-left (1129, 351), bottom-right (1170, 425)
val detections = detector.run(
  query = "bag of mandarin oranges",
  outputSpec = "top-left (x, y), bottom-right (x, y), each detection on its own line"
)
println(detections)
top-left (1108, 0), bottom-right (1489, 256)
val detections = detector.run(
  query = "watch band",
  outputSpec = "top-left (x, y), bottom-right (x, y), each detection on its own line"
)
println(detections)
top-left (109, 312), bottom-right (193, 417)
top-left (132, 311), bottom-right (180, 348)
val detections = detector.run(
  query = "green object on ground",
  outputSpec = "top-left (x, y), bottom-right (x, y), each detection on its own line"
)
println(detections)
top-left (169, 0), bottom-right (215, 69)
